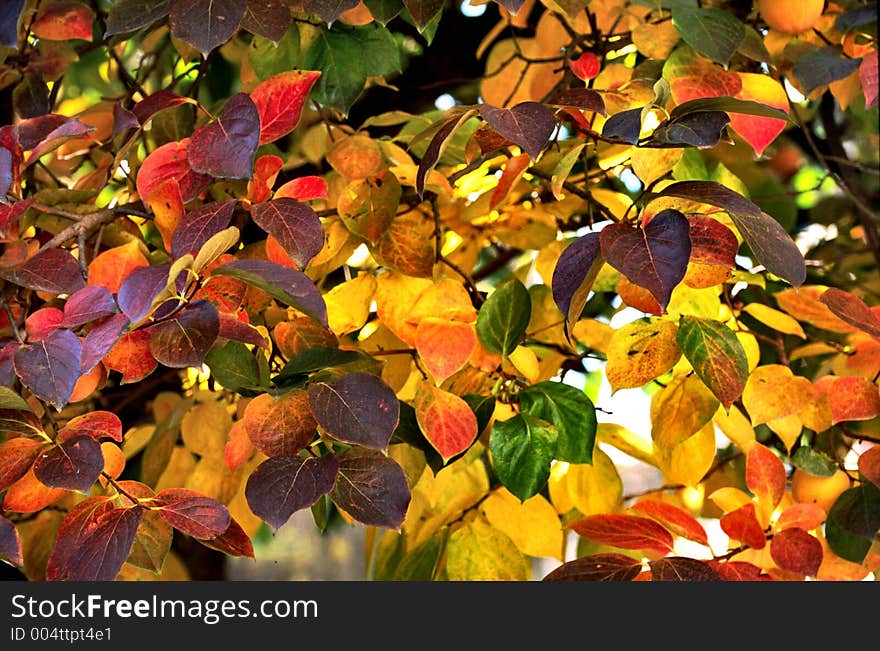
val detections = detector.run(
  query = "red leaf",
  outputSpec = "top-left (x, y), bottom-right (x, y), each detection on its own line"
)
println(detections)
top-left (0, 437), bottom-right (42, 492)
top-left (648, 557), bottom-right (721, 581)
top-left (0, 514), bottom-right (22, 566)
top-left (769, 527), bottom-right (823, 576)
top-left (479, 101), bottom-right (556, 160)
top-left (542, 553), bottom-right (642, 581)
top-left (251, 70), bottom-right (321, 145)
top-left (746, 443), bottom-right (786, 510)
top-left (720, 502), bottom-right (766, 549)
top-left (57, 410), bottom-right (123, 443)
top-left (570, 514), bottom-right (676, 555)
top-left (709, 560), bottom-right (772, 581)
top-left (19, 115), bottom-right (95, 164)
top-left (197, 516), bottom-right (255, 558)
top-left (489, 152), bottom-right (530, 209)
top-left (570, 52), bottom-right (600, 80)
top-left (274, 175), bottom-right (328, 201)
top-left (25, 307), bottom-right (63, 341)
top-left (245, 454), bottom-right (339, 529)
top-left (46, 498), bottom-right (142, 580)
top-left (61, 285), bottom-right (117, 329)
top-left (688, 215), bottom-right (738, 267)
top-left (33, 435), bottom-right (103, 492)
top-left (224, 420), bottom-right (254, 471)
top-left (147, 299), bottom-right (220, 368)
top-left (247, 154), bottom-right (283, 204)
top-left (414, 384), bottom-right (479, 461)
top-left (243, 390), bottom-right (317, 457)
top-left (818, 288), bottom-right (880, 340)
top-left (132, 89), bottom-right (193, 125)
top-left (775, 503), bottom-right (826, 532)
top-left (630, 499), bottom-right (710, 546)
top-left (814, 375), bottom-right (880, 424)
top-left (188, 93), bottom-right (260, 179)
top-left (31, 2), bottom-right (94, 41)
top-left (860, 50), bottom-right (878, 109)
top-left (859, 445), bottom-right (880, 489)
top-left (102, 328), bottom-right (157, 384)
top-left (170, 199), bottom-right (237, 259)
top-left (136, 138), bottom-right (211, 203)
top-left (251, 198), bottom-right (324, 268)
top-left (150, 488), bottom-right (231, 539)
top-left (0, 197), bottom-right (33, 232)
top-left (0, 247), bottom-right (86, 295)
top-left (169, 0), bottom-right (246, 58)
top-left (13, 328), bottom-right (82, 410)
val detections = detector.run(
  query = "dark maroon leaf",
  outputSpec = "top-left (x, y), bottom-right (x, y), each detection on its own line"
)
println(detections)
top-left (657, 180), bottom-right (805, 287)
top-left (479, 102), bottom-right (556, 160)
top-left (551, 232), bottom-right (602, 325)
top-left (46, 499), bottom-right (143, 581)
top-left (245, 454), bottom-right (339, 530)
top-left (402, 0), bottom-right (444, 28)
top-left (61, 285), bottom-right (117, 329)
top-left (212, 259), bottom-right (328, 325)
top-left (770, 527), bottom-right (823, 576)
top-left (242, 0), bottom-right (291, 41)
top-left (542, 553), bottom-right (642, 581)
top-left (169, 0), bottom-right (246, 58)
top-left (0, 247), bottom-right (86, 295)
top-left (13, 74), bottom-right (50, 119)
top-left (218, 312), bottom-right (267, 348)
top-left (651, 111), bottom-right (730, 148)
top-left (302, 0), bottom-right (359, 24)
top-left (188, 93), bottom-right (260, 179)
top-left (308, 371), bottom-right (399, 450)
top-left (20, 116), bottom-right (95, 163)
top-left (818, 288), bottom-right (880, 340)
top-left (132, 89), bottom-right (191, 125)
top-left (0, 344), bottom-right (18, 386)
top-left (150, 488), bottom-right (231, 539)
top-left (170, 199), bottom-right (237, 259)
top-left (148, 299), bottom-right (220, 368)
top-left (111, 102), bottom-right (139, 139)
top-left (793, 48), bottom-right (862, 95)
top-left (601, 107), bottom-right (642, 144)
top-left (105, 0), bottom-right (173, 37)
top-left (14, 328), bottom-right (82, 410)
top-left (80, 313), bottom-right (130, 373)
top-left (0, 437), bottom-right (42, 492)
top-left (548, 88), bottom-right (606, 115)
top-left (600, 209), bottom-right (691, 310)
top-left (492, 0), bottom-right (526, 14)
top-left (688, 215), bottom-right (738, 267)
top-left (117, 264), bottom-right (172, 323)
top-left (18, 114), bottom-right (72, 150)
top-left (0, 146), bottom-right (13, 198)
top-left (0, 0), bottom-right (25, 49)
top-left (416, 113), bottom-right (469, 199)
top-left (329, 448), bottom-right (410, 529)
top-left (251, 198), bottom-right (324, 268)
top-left (0, 197), bottom-right (33, 231)
top-left (649, 556), bottom-right (722, 581)
top-left (197, 517), bottom-right (254, 558)
top-left (33, 435), bottom-right (103, 492)
top-left (0, 514), bottom-right (22, 566)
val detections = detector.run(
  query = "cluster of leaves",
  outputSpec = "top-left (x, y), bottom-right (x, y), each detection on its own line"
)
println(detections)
top-left (0, 0), bottom-right (878, 581)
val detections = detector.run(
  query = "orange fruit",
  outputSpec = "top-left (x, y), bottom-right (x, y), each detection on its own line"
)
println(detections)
top-left (758, 0), bottom-right (825, 35)
top-left (791, 468), bottom-right (851, 514)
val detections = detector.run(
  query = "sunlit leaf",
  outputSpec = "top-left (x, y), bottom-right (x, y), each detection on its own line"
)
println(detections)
top-left (630, 499), bottom-right (709, 546)
top-left (251, 70), bottom-right (321, 144)
top-left (414, 384), bottom-right (478, 462)
top-left (770, 527), bottom-right (823, 576)
top-left (570, 513), bottom-right (675, 556)
top-left (243, 390), bottom-right (316, 457)
top-left (445, 520), bottom-right (529, 580)
top-left (605, 317), bottom-right (681, 391)
top-left (149, 488), bottom-right (231, 539)
top-left (676, 315), bottom-right (748, 409)
top-left (719, 502), bottom-right (766, 549)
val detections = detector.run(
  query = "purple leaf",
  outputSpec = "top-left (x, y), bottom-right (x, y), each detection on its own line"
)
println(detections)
top-left (402, 0), bottom-right (444, 29)
top-left (308, 371), bottom-right (399, 450)
top-left (0, 247), bottom-right (86, 295)
top-left (218, 312), bottom-right (267, 348)
top-left (478, 102), bottom-right (556, 160)
top-left (46, 500), bottom-right (142, 581)
top-left (0, 343), bottom-right (18, 386)
top-left (302, 0), bottom-right (358, 25)
top-left (111, 102), bottom-right (139, 139)
top-left (211, 259), bottom-right (327, 325)
top-left (0, 146), bottom-right (13, 198)
top-left (18, 114), bottom-right (71, 150)
top-left (600, 209), bottom-right (691, 311)
top-left (105, 0), bottom-right (173, 37)
top-left (150, 488), bottom-right (231, 539)
top-left (13, 74), bottom-right (50, 119)
top-left (492, 0), bottom-right (526, 14)
top-left (601, 107), bottom-right (642, 144)
top-left (61, 285), bottom-right (117, 329)
top-left (416, 112), bottom-right (473, 199)
top-left (0, 514), bottom-right (22, 566)
top-left (148, 299), bottom-right (220, 368)
top-left (241, 0), bottom-right (292, 41)
top-left (651, 111), bottom-right (731, 148)
top-left (117, 264), bottom-right (173, 323)
top-left (33, 435), bottom-right (103, 492)
top-left (188, 93), bottom-right (259, 179)
top-left (169, 0), bottom-right (246, 58)
top-left (329, 448), bottom-right (411, 529)
top-left (245, 454), bottom-right (339, 530)
top-left (251, 198), bottom-right (324, 268)
top-left (132, 89), bottom-right (192, 125)
top-left (171, 199), bottom-right (237, 259)
top-left (20, 116), bottom-right (95, 164)
top-left (13, 328), bottom-right (82, 410)
top-left (0, 1), bottom-right (25, 49)
top-left (548, 88), bottom-right (606, 115)
top-left (80, 313), bottom-right (129, 373)
top-left (551, 232), bottom-right (602, 326)
top-left (656, 180), bottom-right (805, 287)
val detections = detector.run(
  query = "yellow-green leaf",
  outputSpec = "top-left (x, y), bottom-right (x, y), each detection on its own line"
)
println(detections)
top-left (651, 374), bottom-right (719, 450)
top-left (445, 520), bottom-right (530, 580)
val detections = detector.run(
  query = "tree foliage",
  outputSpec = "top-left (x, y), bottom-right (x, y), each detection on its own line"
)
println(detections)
top-left (0, 0), bottom-right (878, 582)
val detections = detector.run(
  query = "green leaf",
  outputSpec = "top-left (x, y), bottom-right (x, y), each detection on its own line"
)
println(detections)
top-left (518, 381), bottom-right (597, 464)
top-left (669, 97), bottom-right (791, 122)
top-left (445, 520), bottom-right (530, 580)
top-left (672, 7), bottom-right (745, 67)
top-left (489, 413), bottom-right (556, 502)
top-left (204, 341), bottom-right (263, 394)
top-left (392, 530), bottom-right (447, 580)
top-left (0, 386), bottom-right (33, 412)
top-left (363, 0), bottom-right (404, 25)
top-left (462, 394), bottom-right (496, 437)
top-left (676, 315), bottom-right (749, 409)
top-left (275, 346), bottom-right (373, 381)
top-left (826, 483), bottom-right (880, 563)
top-left (791, 445), bottom-right (839, 477)
top-left (476, 278), bottom-right (532, 356)
top-left (793, 48), bottom-right (862, 95)
top-left (249, 29), bottom-right (301, 81)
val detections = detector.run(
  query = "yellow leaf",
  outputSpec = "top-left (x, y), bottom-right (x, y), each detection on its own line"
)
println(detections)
top-left (480, 488), bottom-right (564, 560)
top-left (632, 18), bottom-right (680, 59)
top-left (121, 424), bottom-right (155, 460)
top-left (742, 364), bottom-right (814, 425)
top-left (798, 390), bottom-right (833, 433)
top-left (766, 413), bottom-right (803, 453)
top-left (180, 401), bottom-right (232, 457)
top-left (548, 461), bottom-right (575, 514)
top-left (713, 403), bottom-right (756, 452)
top-left (445, 520), bottom-right (530, 580)
top-left (185, 456), bottom-right (243, 503)
top-left (736, 331), bottom-right (761, 372)
top-left (605, 317), bottom-right (681, 391)
top-left (324, 271), bottom-right (377, 335)
top-left (564, 448), bottom-right (624, 516)
top-left (683, 261), bottom-right (732, 290)
top-left (508, 345), bottom-right (540, 383)
top-left (631, 147), bottom-right (683, 187)
top-left (572, 318), bottom-right (614, 354)
top-left (708, 486), bottom-right (753, 513)
top-left (774, 286), bottom-right (855, 333)
top-left (742, 303), bottom-right (806, 338)
top-left (305, 218), bottom-right (360, 280)
top-left (651, 374), bottom-right (719, 450)
top-left (659, 421), bottom-right (716, 488)
top-left (154, 445), bottom-right (197, 492)
top-left (596, 423), bottom-right (656, 466)
top-left (359, 323), bottom-right (414, 393)
top-left (666, 283), bottom-right (722, 320)
top-left (374, 271), bottom-right (433, 345)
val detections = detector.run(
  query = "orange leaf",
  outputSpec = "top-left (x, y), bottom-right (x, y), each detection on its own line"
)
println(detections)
top-left (490, 153), bottom-right (531, 209)
top-left (87, 240), bottom-right (149, 294)
top-left (103, 330), bottom-right (157, 384)
top-left (742, 364), bottom-right (813, 425)
top-left (818, 287), bottom-right (880, 340)
top-left (99, 442), bottom-right (125, 482)
top-left (813, 375), bottom-right (880, 425)
top-left (273, 317), bottom-right (338, 359)
top-left (769, 527), bottom-right (823, 576)
top-left (569, 513), bottom-right (675, 556)
top-left (146, 179), bottom-right (185, 253)
top-left (730, 73), bottom-right (789, 156)
top-left (250, 70), bottom-right (321, 145)
top-left (415, 317), bottom-right (477, 384)
top-left (774, 286), bottom-right (856, 333)
top-left (326, 134), bottom-right (383, 180)
top-left (224, 420), bottom-right (254, 472)
top-left (616, 274), bottom-right (663, 315)
top-left (859, 446), bottom-right (880, 490)
top-left (247, 155), bottom-right (283, 204)
top-left (414, 384), bottom-right (478, 461)
top-left (274, 176), bottom-right (329, 201)
top-left (630, 499), bottom-right (709, 546)
top-left (3, 467), bottom-right (67, 513)
top-left (243, 391), bottom-right (316, 457)
top-left (775, 503), bottom-right (826, 532)
top-left (719, 503), bottom-right (766, 549)
top-left (709, 560), bottom-right (772, 581)
top-left (32, 2), bottom-right (94, 41)
top-left (746, 443), bottom-right (786, 511)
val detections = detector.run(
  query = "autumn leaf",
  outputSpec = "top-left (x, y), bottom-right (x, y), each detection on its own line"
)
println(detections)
top-left (250, 70), bottom-right (321, 144)
top-left (414, 384), bottom-right (478, 462)
top-left (676, 315), bottom-right (748, 409)
top-left (570, 513), bottom-right (675, 556)
top-left (542, 553), bottom-right (642, 581)
top-left (605, 317), bottom-right (681, 391)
